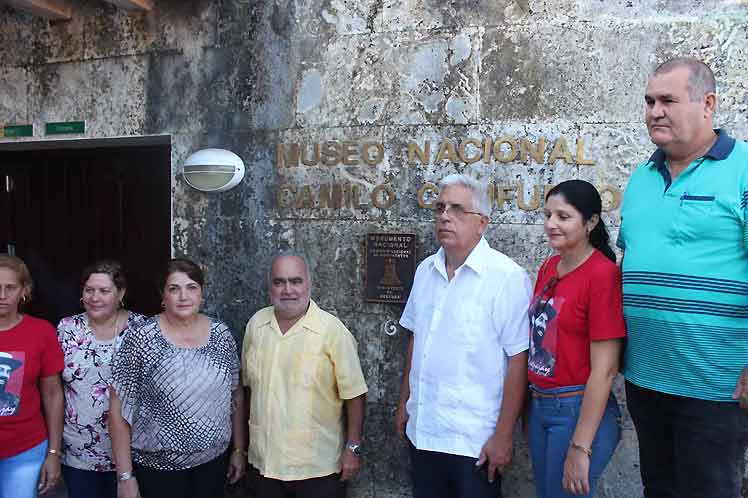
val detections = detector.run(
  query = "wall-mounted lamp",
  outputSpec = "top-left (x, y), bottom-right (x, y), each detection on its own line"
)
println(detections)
top-left (182, 148), bottom-right (245, 193)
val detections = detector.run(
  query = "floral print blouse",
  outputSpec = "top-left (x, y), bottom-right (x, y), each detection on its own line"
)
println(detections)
top-left (58, 311), bottom-right (146, 471)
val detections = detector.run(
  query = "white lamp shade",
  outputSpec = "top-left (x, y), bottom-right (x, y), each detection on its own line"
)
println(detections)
top-left (183, 148), bottom-right (245, 192)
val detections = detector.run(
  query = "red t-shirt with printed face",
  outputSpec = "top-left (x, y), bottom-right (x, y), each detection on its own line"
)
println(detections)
top-left (0, 315), bottom-right (64, 458)
top-left (527, 250), bottom-right (627, 390)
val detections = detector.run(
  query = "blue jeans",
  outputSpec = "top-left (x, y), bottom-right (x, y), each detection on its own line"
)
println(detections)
top-left (626, 380), bottom-right (748, 498)
top-left (528, 385), bottom-right (620, 498)
top-left (0, 439), bottom-right (48, 498)
top-left (61, 465), bottom-right (117, 498)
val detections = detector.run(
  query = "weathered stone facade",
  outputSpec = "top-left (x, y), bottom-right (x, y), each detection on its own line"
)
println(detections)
top-left (1, 1), bottom-right (747, 497)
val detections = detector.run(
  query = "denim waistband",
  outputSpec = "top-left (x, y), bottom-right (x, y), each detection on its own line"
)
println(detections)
top-left (529, 384), bottom-right (586, 395)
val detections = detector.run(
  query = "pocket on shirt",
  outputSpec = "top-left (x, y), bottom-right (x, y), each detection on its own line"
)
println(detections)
top-left (290, 352), bottom-right (319, 387)
top-left (459, 304), bottom-right (485, 347)
top-left (672, 194), bottom-right (717, 240)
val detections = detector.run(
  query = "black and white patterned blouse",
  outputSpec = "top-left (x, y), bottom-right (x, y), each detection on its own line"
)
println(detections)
top-left (111, 316), bottom-right (239, 470)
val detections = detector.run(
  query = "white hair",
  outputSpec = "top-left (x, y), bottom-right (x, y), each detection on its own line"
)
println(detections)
top-left (438, 174), bottom-right (491, 216)
top-left (268, 252), bottom-right (312, 284)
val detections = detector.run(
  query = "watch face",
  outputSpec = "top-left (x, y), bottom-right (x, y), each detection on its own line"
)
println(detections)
top-left (348, 443), bottom-right (362, 455)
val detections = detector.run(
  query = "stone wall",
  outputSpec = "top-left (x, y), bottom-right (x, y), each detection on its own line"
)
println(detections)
top-left (1, 1), bottom-right (747, 497)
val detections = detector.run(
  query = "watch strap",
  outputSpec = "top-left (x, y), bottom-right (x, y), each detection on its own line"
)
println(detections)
top-left (346, 442), bottom-right (362, 456)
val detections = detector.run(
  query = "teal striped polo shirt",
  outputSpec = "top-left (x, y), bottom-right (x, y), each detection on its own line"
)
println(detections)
top-left (618, 130), bottom-right (748, 402)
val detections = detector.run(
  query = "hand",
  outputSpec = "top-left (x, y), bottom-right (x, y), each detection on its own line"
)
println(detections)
top-left (37, 454), bottom-right (61, 494)
top-left (563, 447), bottom-right (591, 495)
top-left (732, 365), bottom-right (748, 410)
top-left (394, 403), bottom-right (409, 440)
top-left (476, 432), bottom-right (513, 483)
top-left (226, 451), bottom-right (247, 484)
top-left (117, 477), bottom-right (140, 498)
top-left (339, 448), bottom-right (361, 481)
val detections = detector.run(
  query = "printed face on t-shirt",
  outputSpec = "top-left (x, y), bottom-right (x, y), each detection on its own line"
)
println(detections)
top-left (528, 296), bottom-right (561, 378)
top-left (533, 313), bottom-right (548, 338)
top-left (0, 352), bottom-right (23, 417)
top-left (0, 364), bottom-right (10, 386)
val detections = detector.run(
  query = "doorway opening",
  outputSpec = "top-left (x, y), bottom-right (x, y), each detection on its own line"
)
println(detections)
top-left (0, 136), bottom-right (172, 324)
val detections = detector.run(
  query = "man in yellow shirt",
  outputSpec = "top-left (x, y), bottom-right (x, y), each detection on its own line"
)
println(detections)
top-left (242, 254), bottom-right (368, 498)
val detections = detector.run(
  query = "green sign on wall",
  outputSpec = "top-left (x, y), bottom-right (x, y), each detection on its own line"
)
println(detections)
top-left (2, 125), bottom-right (33, 138)
top-left (45, 121), bottom-right (85, 135)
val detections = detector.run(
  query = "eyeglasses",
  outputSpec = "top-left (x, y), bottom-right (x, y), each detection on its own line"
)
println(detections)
top-left (434, 202), bottom-right (484, 219)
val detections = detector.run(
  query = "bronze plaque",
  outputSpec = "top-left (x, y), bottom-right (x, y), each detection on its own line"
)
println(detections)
top-left (364, 233), bottom-right (417, 304)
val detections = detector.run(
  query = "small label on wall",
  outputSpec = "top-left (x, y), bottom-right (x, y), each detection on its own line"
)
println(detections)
top-left (2, 125), bottom-right (33, 138)
top-left (45, 121), bottom-right (85, 135)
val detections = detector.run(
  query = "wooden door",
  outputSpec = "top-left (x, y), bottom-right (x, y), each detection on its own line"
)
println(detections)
top-left (0, 145), bottom-right (171, 325)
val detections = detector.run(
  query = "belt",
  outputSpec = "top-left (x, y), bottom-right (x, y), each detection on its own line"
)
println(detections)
top-left (531, 389), bottom-right (585, 399)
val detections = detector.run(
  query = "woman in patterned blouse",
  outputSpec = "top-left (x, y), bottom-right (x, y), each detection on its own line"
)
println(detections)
top-left (109, 258), bottom-right (246, 498)
top-left (57, 260), bottom-right (145, 498)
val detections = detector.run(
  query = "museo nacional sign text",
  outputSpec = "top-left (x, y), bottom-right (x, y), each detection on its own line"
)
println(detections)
top-left (274, 135), bottom-right (622, 212)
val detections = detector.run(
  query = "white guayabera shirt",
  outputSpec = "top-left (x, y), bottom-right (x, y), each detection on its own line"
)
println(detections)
top-left (400, 237), bottom-right (532, 458)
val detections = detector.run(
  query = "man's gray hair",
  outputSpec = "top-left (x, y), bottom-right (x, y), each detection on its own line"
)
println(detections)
top-left (268, 251), bottom-right (312, 283)
top-left (438, 174), bottom-right (491, 216)
top-left (653, 57), bottom-right (716, 101)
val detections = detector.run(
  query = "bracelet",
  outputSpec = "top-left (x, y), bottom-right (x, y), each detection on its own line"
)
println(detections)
top-left (570, 441), bottom-right (592, 457)
top-left (232, 448), bottom-right (248, 456)
top-left (47, 449), bottom-right (61, 457)
top-left (118, 471), bottom-right (135, 482)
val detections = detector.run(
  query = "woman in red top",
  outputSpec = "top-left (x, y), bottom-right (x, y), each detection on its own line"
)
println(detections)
top-left (0, 255), bottom-right (64, 498)
top-left (527, 180), bottom-right (626, 498)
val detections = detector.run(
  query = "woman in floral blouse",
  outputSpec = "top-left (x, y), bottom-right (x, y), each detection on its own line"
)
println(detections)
top-left (57, 260), bottom-right (144, 498)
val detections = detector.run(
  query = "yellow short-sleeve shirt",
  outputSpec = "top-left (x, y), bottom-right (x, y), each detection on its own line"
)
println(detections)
top-left (241, 300), bottom-right (368, 480)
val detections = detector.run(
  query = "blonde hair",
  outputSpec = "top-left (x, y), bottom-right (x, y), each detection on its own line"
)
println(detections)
top-left (0, 255), bottom-right (33, 303)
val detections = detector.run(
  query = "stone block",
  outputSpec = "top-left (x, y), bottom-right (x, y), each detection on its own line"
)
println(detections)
top-left (27, 55), bottom-right (148, 137)
top-left (82, 0), bottom-right (217, 61)
top-left (0, 66), bottom-right (29, 124)
top-left (381, 0), bottom-right (519, 32)
top-left (290, 27), bottom-right (481, 127)
top-left (219, 0), bottom-right (382, 44)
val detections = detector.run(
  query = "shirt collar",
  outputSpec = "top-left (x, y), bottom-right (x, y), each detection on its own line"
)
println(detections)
top-left (432, 237), bottom-right (489, 278)
top-left (648, 129), bottom-right (735, 179)
top-left (268, 299), bottom-right (323, 335)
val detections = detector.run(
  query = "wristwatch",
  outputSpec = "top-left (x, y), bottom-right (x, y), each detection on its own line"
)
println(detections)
top-left (346, 442), bottom-right (363, 456)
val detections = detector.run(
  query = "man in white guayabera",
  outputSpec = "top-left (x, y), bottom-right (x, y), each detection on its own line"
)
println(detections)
top-left (395, 174), bottom-right (532, 498)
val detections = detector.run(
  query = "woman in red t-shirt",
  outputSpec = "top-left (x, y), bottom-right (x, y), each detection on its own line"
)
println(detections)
top-left (527, 180), bottom-right (626, 498)
top-left (0, 255), bottom-right (64, 498)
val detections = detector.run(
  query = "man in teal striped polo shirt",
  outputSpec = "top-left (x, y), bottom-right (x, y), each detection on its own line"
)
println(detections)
top-left (618, 57), bottom-right (748, 498)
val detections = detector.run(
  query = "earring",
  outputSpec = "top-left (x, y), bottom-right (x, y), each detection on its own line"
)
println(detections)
top-left (120, 299), bottom-right (125, 309)
top-left (21, 295), bottom-right (27, 304)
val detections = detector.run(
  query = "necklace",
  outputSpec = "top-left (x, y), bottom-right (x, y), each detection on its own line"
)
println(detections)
top-left (90, 311), bottom-right (121, 341)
